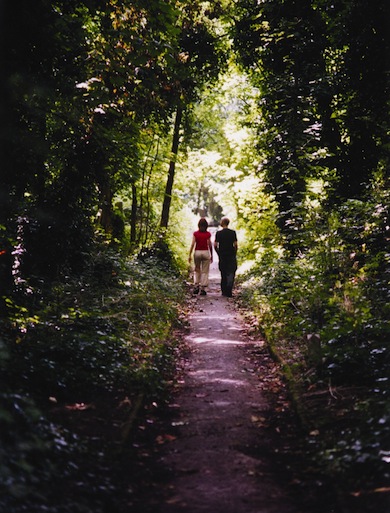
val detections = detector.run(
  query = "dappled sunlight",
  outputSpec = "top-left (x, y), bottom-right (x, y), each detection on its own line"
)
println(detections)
top-left (3, 1), bottom-right (387, 511)
top-left (194, 323), bottom-right (244, 333)
top-left (191, 368), bottom-right (225, 376)
top-left (211, 400), bottom-right (232, 408)
top-left (211, 338), bottom-right (245, 345)
top-left (190, 369), bottom-right (247, 388)
top-left (193, 311), bottom-right (243, 323)
top-left (208, 376), bottom-right (247, 387)
top-left (191, 335), bottom-right (245, 346)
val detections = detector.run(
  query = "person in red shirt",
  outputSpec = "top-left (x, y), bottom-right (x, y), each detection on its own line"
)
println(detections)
top-left (188, 217), bottom-right (213, 295)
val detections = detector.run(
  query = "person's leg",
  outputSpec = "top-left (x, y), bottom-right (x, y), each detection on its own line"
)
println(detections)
top-left (219, 259), bottom-right (228, 295)
top-left (225, 271), bottom-right (236, 297)
top-left (193, 251), bottom-right (201, 293)
top-left (220, 259), bottom-right (236, 296)
top-left (221, 271), bottom-right (228, 295)
top-left (200, 252), bottom-right (210, 293)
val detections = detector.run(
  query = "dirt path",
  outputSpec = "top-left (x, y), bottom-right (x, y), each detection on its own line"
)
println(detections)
top-left (144, 264), bottom-right (304, 513)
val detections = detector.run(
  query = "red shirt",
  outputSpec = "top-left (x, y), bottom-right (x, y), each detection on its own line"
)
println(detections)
top-left (193, 230), bottom-right (211, 250)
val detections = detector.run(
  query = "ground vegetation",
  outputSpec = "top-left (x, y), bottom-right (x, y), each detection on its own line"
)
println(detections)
top-left (231, 0), bottom-right (390, 509)
top-left (1, 0), bottom-right (389, 511)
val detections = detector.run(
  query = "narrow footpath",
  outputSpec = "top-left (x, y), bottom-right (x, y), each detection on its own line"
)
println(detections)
top-left (143, 263), bottom-right (307, 513)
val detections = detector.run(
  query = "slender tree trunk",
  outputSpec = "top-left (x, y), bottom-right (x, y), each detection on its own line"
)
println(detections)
top-left (99, 179), bottom-right (113, 234)
top-left (160, 106), bottom-right (183, 229)
top-left (130, 182), bottom-right (137, 243)
top-left (138, 158), bottom-right (146, 243)
top-left (144, 139), bottom-right (160, 245)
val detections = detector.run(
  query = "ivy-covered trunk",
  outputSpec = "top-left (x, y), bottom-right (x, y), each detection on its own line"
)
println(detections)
top-left (160, 105), bottom-right (183, 229)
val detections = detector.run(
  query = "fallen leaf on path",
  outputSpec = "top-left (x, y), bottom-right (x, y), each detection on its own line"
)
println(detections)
top-left (166, 497), bottom-right (185, 505)
top-left (65, 402), bottom-right (94, 411)
top-left (351, 487), bottom-right (390, 497)
top-left (251, 415), bottom-right (267, 426)
top-left (118, 397), bottom-right (132, 408)
top-left (156, 434), bottom-right (177, 444)
top-left (178, 467), bottom-right (199, 475)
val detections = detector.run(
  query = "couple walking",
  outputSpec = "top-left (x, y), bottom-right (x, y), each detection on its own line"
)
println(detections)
top-left (188, 217), bottom-right (238, 297)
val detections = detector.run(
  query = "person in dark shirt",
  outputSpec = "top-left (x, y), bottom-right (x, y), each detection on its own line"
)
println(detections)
top-left (214, 217), bottom-right (238, 297)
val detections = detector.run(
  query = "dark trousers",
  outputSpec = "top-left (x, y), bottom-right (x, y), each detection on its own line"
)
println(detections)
top-left (219, 258), bottom-right (237, 297)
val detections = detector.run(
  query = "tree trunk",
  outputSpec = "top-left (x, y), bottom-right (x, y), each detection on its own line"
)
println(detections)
top-left (99, 179), bottom-right (113, 234)
top-left (160, 106), bottom-right (183, 229)
top-left (130, 182), bottom-right (137, 243)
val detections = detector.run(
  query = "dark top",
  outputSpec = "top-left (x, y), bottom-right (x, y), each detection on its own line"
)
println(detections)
top-left (215, 228), bottom-right (237, 261)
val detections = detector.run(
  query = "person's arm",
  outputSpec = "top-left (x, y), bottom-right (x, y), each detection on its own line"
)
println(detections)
top-left (188, 236), bottom-right (196, 263)
top-left (208, 237), bottom-right (213, 262)
top-left (233, 232), bottom-right (238, 253)
top-left (214, 233), bottom-right (219, 254)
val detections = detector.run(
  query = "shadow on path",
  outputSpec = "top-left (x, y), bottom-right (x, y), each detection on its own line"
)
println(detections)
top-left (149, 265), bottom-right (301, 513)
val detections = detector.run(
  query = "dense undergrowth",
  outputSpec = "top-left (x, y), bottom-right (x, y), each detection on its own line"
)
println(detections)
top-left (0, 243), bottom-right (186, 513)
top-left (237, 199), bottom-right (390, 512)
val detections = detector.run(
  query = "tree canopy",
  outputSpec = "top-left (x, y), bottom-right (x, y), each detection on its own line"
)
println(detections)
top-left (1, 1), bottom-right (389, 511)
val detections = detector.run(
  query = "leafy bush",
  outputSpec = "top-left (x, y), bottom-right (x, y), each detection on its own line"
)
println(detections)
top-left (0, 244), bottom-right (186, 512)
top-left (238, 196), bottom-right (389, 503)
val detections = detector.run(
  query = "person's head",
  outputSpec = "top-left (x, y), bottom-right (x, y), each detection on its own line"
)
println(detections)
top-left (220, 217), bottom-right (230, 228)
top-left (198, 217), bottom-right (209, 232)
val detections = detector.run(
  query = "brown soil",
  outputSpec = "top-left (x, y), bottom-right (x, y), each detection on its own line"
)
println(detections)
top-left (49, 266), bottom-right (342, 513)
top-left (46, 264), bottom-right (390, 513)
top-left (129, 266), bottom-right (338, 513)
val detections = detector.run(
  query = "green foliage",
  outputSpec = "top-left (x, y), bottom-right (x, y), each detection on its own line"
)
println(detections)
top-left (177, 69), bottom-right (263, 229)
top-left (1, 0), bottom-right (389, 508)
top-left (1, 0), bottom-right (228, 292)
top-left (238, 191), bottom-right (390, 499)
top-left (4, 247), bottom-right (185, 397)
top-left (232, 0), bottom-right (390, 255)
top-left (0, 247), bottom-right (185, 512)
top-left (229, 4), bottom-right (390, 504)
top-left (0, 6), bottom-right (228, 507)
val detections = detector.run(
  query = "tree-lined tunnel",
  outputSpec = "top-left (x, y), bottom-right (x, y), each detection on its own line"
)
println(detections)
top-left (1, 1), bottom-right (389, 512)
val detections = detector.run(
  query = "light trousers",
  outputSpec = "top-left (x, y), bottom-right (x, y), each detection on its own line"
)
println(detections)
top-left (193, 250), bottom-right (211, 288)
